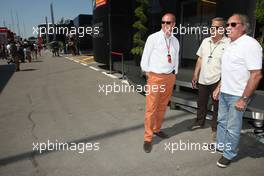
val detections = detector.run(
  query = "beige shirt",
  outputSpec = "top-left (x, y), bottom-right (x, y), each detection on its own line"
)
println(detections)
top-left (196, 36), bottom-right (230, 85)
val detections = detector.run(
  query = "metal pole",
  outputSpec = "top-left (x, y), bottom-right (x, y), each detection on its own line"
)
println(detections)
top-left (108, 0), bottom-right (112, 74)
top-left (50, 3), bottom-right (56, 41)
top-left (121, 54), bottom-right (124, 80)
top-left (16, 12), bottom-right (21, 37)
top-left (45, 16), bottom-right (49, 44)
top-left (3, 19), bottom-right (6, 27)
top-left (22, 19), bottom-right (27, 39)
top-left (10, 9), bottom-right (15, 33)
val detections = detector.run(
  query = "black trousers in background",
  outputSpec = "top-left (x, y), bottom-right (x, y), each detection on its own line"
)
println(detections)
top-left (196, 81), bottom-right (219, 132)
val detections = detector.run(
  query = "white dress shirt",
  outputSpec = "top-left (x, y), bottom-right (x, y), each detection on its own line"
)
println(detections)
top-left (221, 34), bottom-right (263, 96)
top-left (140, 30), bottom-right (180, 74)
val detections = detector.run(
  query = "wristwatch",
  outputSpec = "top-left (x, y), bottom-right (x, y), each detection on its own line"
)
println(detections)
top-left (240, 96), bottom-right (249, 102)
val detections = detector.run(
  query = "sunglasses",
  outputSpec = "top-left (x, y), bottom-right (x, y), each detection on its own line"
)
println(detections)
top-left (226, 22), bottom-right (243, 28)
top-left (161, 21), bottom-right (172, 25)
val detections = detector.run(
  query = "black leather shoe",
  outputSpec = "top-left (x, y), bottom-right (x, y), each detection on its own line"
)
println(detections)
top-left (143, 141), bottom-right (152, 153)
top-left (217, 156), bottom-right (231, 168)
top-left (154, 131), bottom-right (169, 139)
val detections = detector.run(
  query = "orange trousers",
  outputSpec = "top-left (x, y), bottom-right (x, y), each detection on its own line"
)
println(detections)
top-left (144, 72), bottom-right (176, 142)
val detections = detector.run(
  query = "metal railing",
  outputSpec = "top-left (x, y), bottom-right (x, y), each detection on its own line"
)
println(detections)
top-left (110, 51), bottom-right (125, 80)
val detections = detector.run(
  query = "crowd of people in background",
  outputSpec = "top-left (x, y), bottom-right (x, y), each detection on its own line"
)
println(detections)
top-left (0, 36), bottom-right (79, 72)
top-left (49, 36), bottom-right (77, 57)
top-left (0, 39), bottom-right (42, 71)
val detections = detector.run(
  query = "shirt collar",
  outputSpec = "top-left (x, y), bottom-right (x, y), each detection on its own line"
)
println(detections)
top-left (160, 29), bottom-right (173, 39)
top-left (209, 36), bottom-right (227, 44)
top-left (231, 34), bottom-right (247, 45)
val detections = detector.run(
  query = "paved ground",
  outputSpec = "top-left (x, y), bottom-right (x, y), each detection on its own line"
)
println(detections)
top-left (0, 51), bottom-right (263, 176)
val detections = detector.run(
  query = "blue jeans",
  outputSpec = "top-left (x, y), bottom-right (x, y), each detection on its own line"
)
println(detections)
top-left (217, 92), bottom-right (245, 160)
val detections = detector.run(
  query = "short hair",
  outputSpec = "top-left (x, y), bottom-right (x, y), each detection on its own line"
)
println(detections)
top-left (162, 13), bottom-right (176, 22)
top-left (212, 17), bottom-right (225, 26)
top-left (230, 13), bottom-right (250, 34)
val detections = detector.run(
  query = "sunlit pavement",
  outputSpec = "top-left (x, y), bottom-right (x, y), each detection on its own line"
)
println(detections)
top-left (64, 54), bottom-right (95, 66)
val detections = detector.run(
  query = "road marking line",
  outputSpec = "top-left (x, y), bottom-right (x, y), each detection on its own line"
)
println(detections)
top-left (102, 72), bottom-right (118, 79)
top-left (81, 63), bottom-right (88, 66)
top-left (89, 66), bottom-right (100, 71)
top-left (73, 60), bottom-right (79, 63)
top-left (121, 80), bottom-right (129, 85)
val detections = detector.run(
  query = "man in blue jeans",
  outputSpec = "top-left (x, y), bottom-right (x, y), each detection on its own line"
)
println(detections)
top-left (213, 14), bottom-right (263, 168)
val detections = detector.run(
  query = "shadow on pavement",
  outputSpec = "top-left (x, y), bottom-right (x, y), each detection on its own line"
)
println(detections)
top-left (157, 117), bottom-right (264, 164)
top-left (153, 119), bottom-right (197, 145)
top-left (0, 110), bottom-right (263, 166)
top-left (233, 133), bottom-right (264, 162)
top-left (31, 60), bottom-right (43, 63)
top-left (0, 64), bottom-right (15, 94)
top-left (0, 112), bottom-right (190, 166)
top-left (20, 68), bottom-right (38, 72)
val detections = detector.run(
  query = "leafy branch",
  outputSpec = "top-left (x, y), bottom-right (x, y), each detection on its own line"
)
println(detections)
top-left (131, 0), bottom-right (149, 56)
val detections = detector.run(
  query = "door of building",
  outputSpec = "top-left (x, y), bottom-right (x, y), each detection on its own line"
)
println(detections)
top-left (179, 0), bottom-right (216, 68)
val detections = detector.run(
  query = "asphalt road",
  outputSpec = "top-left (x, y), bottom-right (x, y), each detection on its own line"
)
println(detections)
top-left (0, 51), bottom-right (263, 176)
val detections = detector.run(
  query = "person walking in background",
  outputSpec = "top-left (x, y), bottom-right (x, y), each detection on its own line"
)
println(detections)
top-left (9, 40), bottom-right (20, 71)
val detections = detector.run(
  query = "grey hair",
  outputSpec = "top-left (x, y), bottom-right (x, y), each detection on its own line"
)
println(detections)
top-left (230, 13), bottom-right (250, 34)
top-left (212, 17), bottom-right (225, 26)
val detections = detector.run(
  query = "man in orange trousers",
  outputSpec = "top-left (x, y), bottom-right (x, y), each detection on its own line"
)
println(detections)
top-left (140, 13), bottom-right (179, 153)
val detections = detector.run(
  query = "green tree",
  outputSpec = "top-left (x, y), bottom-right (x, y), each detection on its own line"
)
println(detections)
top-left (131, 0), bottom-right (149, 57)
top-left (255, 0), bottom-right (264, 52)
top-left (255, 0), bottom-right (264, 24)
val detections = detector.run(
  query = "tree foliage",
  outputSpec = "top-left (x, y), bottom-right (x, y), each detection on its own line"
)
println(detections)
top-left (131, 0), bottom-right (149, 56)
top-left (255, 0), bottom-right (264, 59)
top-left (255, 0), bottom-right (264, 24)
